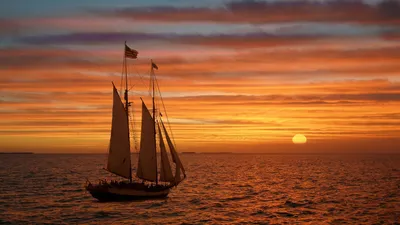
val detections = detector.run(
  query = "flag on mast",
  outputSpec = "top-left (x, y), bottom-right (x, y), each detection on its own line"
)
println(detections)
top-left (152, 62), bottom-right (158, 70)
top-left (125, 44), bottom-right (138, 59)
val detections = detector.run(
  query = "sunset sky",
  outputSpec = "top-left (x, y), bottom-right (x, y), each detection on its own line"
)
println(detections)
top-left (1, 0), bottom-right (400, 153)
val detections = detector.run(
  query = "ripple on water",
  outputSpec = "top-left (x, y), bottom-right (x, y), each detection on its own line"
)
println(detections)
top-left (222, 195), bottom-right (252, 202)
top-left (284, 200), bottom-right (314, 208)
top-left (214, 202), bottom-right (224, 208)
top-left (276, 211), bottom-right (296, 218)
top-left (189, 198), bottom-right (201, 204)
top-left (93, 210), bottom-right (119, 218)
top-left (300, 210), bottom-right (316, 215)
top-left (251, 209), bottom-right (266, 216)
top-left (145, 201), bottom-right (166, 209)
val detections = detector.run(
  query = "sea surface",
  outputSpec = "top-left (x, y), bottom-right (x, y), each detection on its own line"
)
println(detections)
top-left (0, 153), bottom-right (399, 224)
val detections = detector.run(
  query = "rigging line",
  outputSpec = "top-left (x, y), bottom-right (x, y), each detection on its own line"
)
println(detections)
top-left (129, 91), bottom-right (146, 96)
top-left (125, 70), bottom-right (140, 154)
top-left (131, 66), bottom-right (151, 92)
top-left (130, 106), bottom-right (139, 152)
top-left (127, 58), bottom-right (159, 96)
top-left (129, 106), bottom-right (133, 152)
top-left (127, 66), bottom-right (140, 98)
top-left (128, 71), bottom-right (146, 92)
top-left (148, 67), bottom-right (152, 97)
top-left (122, 58), bottom-right (151, 94)
top-left (120, 57), bottom-right (124, 96)
top-left (105, 141), bottom-right (110, 170)
top-left (154, 72), bottom-right (178, 148)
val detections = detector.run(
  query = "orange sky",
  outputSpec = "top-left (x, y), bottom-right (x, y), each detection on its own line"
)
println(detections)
top-left (1, 0), bottom-right (400, 153)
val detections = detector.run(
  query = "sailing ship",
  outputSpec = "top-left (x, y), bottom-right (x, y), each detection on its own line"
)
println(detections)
top-left (85, 43), bottom-right (186, 201)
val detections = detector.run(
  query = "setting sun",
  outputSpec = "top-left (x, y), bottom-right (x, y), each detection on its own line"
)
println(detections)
top-left (292, 134), bottom-right (307, 144)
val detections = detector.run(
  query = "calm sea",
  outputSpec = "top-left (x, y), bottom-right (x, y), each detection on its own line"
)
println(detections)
top-left (0, 153), bottom-right (399, 224)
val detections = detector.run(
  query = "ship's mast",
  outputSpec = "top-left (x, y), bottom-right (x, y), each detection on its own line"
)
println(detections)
top-left (124, 41), bottom-right (132, 183)
top-left (151, 59), bottom-right (158, 185)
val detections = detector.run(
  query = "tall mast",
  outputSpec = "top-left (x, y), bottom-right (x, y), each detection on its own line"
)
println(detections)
top-left (124, 41), bottom-right (132, 182)
top-left (151, 59), bottom-right (158, 185)
top-left (124, 42), bottom-right (129, 112)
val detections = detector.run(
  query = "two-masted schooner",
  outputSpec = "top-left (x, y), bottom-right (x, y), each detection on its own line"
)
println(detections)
top-left (85, 43), bottom-right (186, 201)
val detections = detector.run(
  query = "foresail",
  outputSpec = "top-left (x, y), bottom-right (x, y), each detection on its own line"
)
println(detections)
top-left (137, 101), bottom-right (158, 182)
top-left (161, 121), bottom-right (185, 184)
top-left (158, 124), bottom-right (174, 182)
top-left (107, 84), bottom-right (131, 179)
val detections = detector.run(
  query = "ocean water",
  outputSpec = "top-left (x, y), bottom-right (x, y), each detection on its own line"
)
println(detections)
top-left (0, 153), bottom-right (399, 224)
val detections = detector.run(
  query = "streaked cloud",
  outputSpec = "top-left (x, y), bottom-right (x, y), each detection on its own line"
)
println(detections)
top-left (95, 0), bottom-right (400, 24)
top-left (16, 29), bottom-right (400, 48)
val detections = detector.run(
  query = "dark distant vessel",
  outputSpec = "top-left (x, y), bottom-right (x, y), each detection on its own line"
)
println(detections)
top-left (85, 43), bottom-right (186, 201)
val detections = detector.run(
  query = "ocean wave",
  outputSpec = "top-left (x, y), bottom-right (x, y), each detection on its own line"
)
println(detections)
top-left (284, 200), bottom-right (314, 208)
top-left (145, 201), bottom-right (165, 209)
top-left (276, 211), bottom-right (296, 218)
top-left (222, 195), bottom-right (252, 202)
top-left (189, 198), bottom-right (201, 204)
top-left (93, 210), bottom-right (121, 218)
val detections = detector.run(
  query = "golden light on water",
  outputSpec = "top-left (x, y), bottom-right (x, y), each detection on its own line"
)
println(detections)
top-left (292, 134), bottom-right (307, 144)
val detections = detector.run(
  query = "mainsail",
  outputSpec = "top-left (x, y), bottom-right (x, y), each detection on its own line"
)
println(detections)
top-left (158, 123), bottom-right (174, 182)
top-left (137, 101), bottom-right (158, 182)
top-left (161, 120), bottom-right (186, 183)
top-left (106, 84), bottom-right (131, 179)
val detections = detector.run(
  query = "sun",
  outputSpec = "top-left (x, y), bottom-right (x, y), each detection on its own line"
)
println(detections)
top-left (292, 134), bottom-right (307, 144)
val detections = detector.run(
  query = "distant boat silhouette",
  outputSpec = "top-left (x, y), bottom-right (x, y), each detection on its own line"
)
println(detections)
top-left (85, 42), bottom-right (186, 201)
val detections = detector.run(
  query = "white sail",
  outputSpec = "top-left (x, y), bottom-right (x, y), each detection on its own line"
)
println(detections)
top-left (137, 101), bottom-right (158, 182)
top-left (158, 123), bottom-right (174, 182)
top-left (161, 121), bottom-right (185, 183)
top-left (106, 84), bottom-right (131, 179)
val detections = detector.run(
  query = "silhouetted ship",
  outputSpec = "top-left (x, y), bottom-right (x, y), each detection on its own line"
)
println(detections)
top-left (85, 43), bottom-right (186, 201)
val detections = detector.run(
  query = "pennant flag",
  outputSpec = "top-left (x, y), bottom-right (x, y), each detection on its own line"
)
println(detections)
top-left (125, 44), bottom-right (138, 59)
top-left (152, 62), bottom-right (158, 70)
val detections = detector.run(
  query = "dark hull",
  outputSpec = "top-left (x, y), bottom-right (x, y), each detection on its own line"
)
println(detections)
top-left (88, 189), bottom-right (169, 202)
top-left (85, 182), bottom-right (171, 202)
